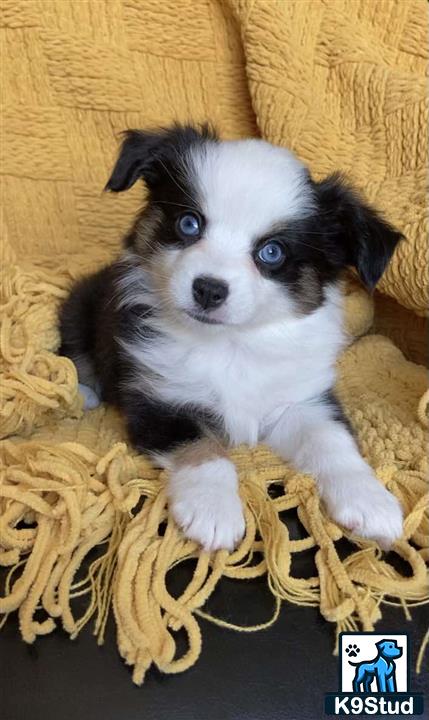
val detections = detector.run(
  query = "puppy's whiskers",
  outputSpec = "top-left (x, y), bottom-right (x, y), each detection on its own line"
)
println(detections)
top-left (157, 158), bottom-right (197, 207)
top-left (154, 200), bottom-right (199, 212)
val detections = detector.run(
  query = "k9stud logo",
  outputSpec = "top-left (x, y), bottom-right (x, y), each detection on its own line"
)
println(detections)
top-left (341, 633), bottom-right (407, 693)
top-left (324, 632), bottom-right (424, 716)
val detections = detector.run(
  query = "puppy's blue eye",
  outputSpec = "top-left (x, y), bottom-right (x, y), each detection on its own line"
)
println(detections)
top-left (177, 212), bottom-right (201, 238)
top-left (257, 241), bottom-right (285, 266)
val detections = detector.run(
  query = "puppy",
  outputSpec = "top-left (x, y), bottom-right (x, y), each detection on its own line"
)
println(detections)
top-left (59, 124), bottom-right (404, 552)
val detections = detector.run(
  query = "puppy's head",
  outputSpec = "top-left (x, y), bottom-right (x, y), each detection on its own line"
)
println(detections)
top-left (106, 124), bottom-right (402, 327)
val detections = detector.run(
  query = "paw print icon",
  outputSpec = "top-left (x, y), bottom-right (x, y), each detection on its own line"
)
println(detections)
top-left (345, 643), bottom-right (360, 658)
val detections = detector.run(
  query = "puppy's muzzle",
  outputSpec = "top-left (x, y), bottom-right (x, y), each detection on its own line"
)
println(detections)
top-left (192, 276), bottom-right (229, 310)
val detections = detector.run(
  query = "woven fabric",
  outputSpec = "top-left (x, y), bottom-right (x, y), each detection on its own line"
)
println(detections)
top-left (230, 0), bottom-right (428, 315)
top-left (1, 0), bottom-right (428, 684)
top-left (2, 0), bottom-right (428, 314)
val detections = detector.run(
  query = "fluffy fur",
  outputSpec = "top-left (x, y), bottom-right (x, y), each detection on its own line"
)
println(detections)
top-left (59, 124), bottom-right (403, 551)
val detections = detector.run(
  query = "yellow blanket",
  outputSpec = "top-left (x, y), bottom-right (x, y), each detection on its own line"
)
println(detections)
top-left (1, 0), bottom-right (428, 683)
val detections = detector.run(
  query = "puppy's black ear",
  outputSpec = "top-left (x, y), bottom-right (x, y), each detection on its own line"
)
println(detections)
top-left (105, 130), bottom-right (164, 192)
top-left (315, 173), bottom-right (403, 289)
top-left (105, 124), bottom-right (217, 192)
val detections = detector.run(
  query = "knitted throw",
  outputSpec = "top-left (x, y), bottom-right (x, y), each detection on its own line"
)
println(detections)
top-left (1, 0), bottom-right (428, 684)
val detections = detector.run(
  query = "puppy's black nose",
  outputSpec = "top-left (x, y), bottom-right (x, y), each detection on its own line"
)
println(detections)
top-left (192, 276), bottom-right (229, 310)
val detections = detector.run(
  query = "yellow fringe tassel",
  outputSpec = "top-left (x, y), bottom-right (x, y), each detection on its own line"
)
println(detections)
top-left (1, 438), bottom-right (428, 684)
top-left (1, 263), bottom-right (428, 684)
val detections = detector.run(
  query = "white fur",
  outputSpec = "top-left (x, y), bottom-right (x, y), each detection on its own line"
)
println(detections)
top-left (109, 138), bottom-right (403, 550)
top-left (164, 140), bottom-right (314, 326)
top-left (122, 278), bottom-right (403, 549)
top-left (167, 457), bottom-right (244, 551)
top-left (266, 403), bottom-right (403, 549)
top-left (124, 284), bottom-right (346, 445)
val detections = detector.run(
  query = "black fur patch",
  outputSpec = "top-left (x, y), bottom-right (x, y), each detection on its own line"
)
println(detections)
top-left (253, 214), bottom-right (346, 314)
top-left (313, 173), bottom-right (403, 290)
top-left (59, 259), bottom-right (219, 455)
top-left (319, 390), bottom-right (354, 435)
top-left (105, 123), bottom-right (217, 193)
top-left (124, 393), bottom-right (215, 455)
top-left (60, 125), bottom-right (402, 456)
top-left (252, 173), bottom-right (402, 315)
top-left (106, 124), bottom-right (217, 258)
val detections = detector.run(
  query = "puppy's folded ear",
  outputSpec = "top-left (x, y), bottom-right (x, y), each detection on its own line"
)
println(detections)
top-left (315, 173), bottom-right (403, 289)
top-left (105, 124), bottom-right (217, 193)
top-left (105, 130), bottom-right (164, 192)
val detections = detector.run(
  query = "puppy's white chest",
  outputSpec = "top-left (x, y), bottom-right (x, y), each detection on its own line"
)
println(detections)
top-left (208, 350), bottom-right (287, 444)
top-left (136, 311), bottom-right (343, 446)
top-left (152, 339), bottom-right (286, 444)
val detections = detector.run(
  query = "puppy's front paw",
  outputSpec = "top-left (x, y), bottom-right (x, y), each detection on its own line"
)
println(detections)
top-left (326, 473), bottom-right (403, 550)
top-left (167, 458), bottom-right (245, 552)
top-left (78, 383), bottom-right (101, 410)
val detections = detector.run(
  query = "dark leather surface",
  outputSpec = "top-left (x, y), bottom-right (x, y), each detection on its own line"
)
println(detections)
top-left (1, 516), bottom-right (428, 720)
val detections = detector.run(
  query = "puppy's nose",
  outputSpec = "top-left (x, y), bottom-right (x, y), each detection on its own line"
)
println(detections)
top-left (192, 276), bottom-right (229, 310)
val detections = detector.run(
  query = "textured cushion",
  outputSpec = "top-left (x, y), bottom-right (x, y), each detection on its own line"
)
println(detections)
top-left (1, 0), bottom-right (428, 684)
top-left (230, 0), bottom-right (428, 315)
top-left (2, 0), bottom-right (427, 313)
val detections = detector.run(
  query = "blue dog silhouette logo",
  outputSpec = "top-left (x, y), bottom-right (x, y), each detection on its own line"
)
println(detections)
top-left (325, 633), bottom-right (425, 715)
top-left (348, 639), bottom-right (403, 693)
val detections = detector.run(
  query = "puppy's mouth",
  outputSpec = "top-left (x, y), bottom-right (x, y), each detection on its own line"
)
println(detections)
top-left (184, 310), bottom-right (224, 325)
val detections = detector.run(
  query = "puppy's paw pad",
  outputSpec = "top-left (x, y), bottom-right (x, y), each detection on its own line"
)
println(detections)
top-left (168, 460), bottom-right (245, 552)
top-left (78, 383), bottom-right (101, 410)
top-left (328, 474), bottom-right (403, 550)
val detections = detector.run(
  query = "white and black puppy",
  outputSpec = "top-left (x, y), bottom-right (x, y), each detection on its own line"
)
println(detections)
top-left (59, 124), bottom-right (404, 552)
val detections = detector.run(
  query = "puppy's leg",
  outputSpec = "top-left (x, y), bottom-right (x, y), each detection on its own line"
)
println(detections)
top-left (59, 268), bottom-right (109, 411)
top-left (164, 439), bottom-right (245, 552)
top-left (126, 400), bottom-right (244, 552)
top-left (78, 383), bottom-right (101, 410)
top-left (265, 398), bottom-right (403, 549)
